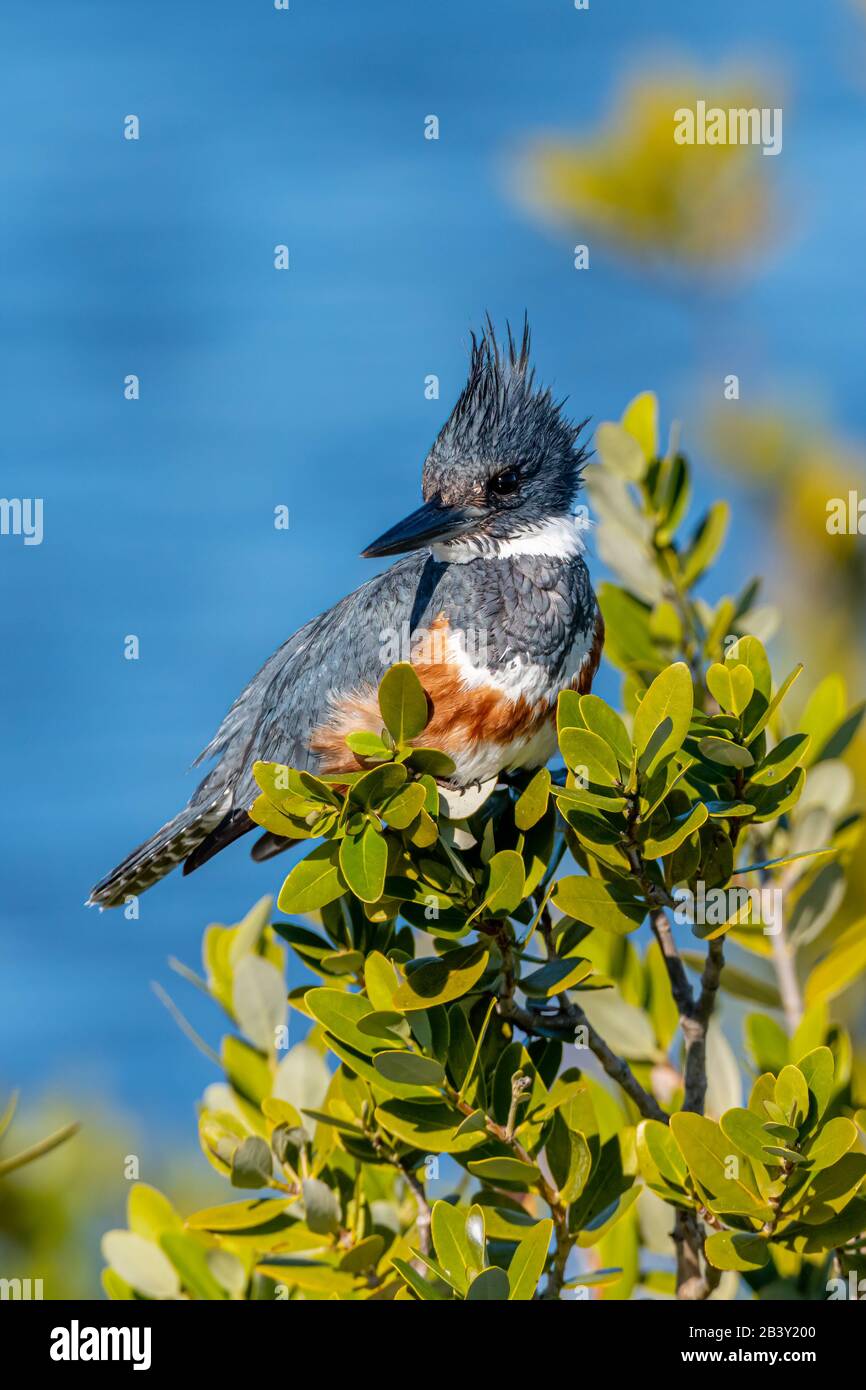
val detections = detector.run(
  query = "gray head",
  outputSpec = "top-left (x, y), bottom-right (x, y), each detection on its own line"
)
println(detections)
top-left (362, 319), bottom-right (588, 559)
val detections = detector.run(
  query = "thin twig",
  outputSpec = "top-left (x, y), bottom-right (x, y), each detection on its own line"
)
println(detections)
top-left (649, 906), bottom-right (695, 1018)
top-left (0, 1121), bottom-right (81, 1177)
top-left (400, 1162), bottom-right (432, 1261)
top-left (682, 938), bottom-right (725, 1115)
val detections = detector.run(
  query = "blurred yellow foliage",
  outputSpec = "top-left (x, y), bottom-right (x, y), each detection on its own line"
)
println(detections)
top-left (706, 404), bottom-right (866, 968)
top-left (706, 407), bottom-right (866, 610)
top-left (516, 71), bottom-right (779, 270)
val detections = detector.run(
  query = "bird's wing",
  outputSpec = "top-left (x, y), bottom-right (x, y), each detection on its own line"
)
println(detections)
top-left (191, 553), bottom-right (436, 810)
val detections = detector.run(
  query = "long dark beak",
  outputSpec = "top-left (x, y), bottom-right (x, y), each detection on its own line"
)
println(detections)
top-left (361, 498), bottom-right (483, 559)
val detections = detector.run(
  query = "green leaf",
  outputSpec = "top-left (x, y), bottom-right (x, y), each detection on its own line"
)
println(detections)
top-left (348, 761), bottom-right (407, 809)
top-left (430, 1201), bottom-right (479, 1293)
top-left (669, 1112), bottom-right (771, 1218)
top-left (643, 802), bottom-right (708, 858)
top-left (277, 844), bottom-right (345, 915)
top-left (775, 1065), bottom-right (810, 1128)
top-left (553, 876), bottom-right (645, 935)
top-left (633, 663), bottom-right (694, 776)
top-left (232, 955), bottom-right (287, 1053)
top-left (338, 823), bottom-right (388, 903)
top-left (805, 918), bottom-right (866, 1007)
top-left (101, 1230), bottom-right (181, 1300)
top-left (750, 733), bottom-right (810, 787)
top-left (455, 997), bottom-right (497, 1103)
top-left (302, 1177), bottom-right (341, 1235)
top-left (557, 688), bottom-right (585, 733)
top-left (704, 799), bottom-right (755, 818)
top-left (467, 1156), bottom-right (541, 1186)
top-left (622, 391), bottom-right (658, 462)
top-left (595, 420), bottom-right (646, 479)
top-left (559, 728), bottom-right (621, 786)
top-left (797, 1046), bottom-right (834, 1124)
top-left (372, 1050), bottom-right (446, 1088)
top-left (301, 1107), bottom-right (365, 1136)
top-left (750, 766), bottom-right (806, 822)
top-left (467, 1266), bottom-right (511, 1300)
top-left (514, 768), bottom-right (551, 831)
top-left (804, 1117), bottom-right (857, 1172)
top-left (128, 1184), bottom-right (183, 1241)
top-left (464, 1203), bottom-right (486, 1279)
top-left (777, 1198), bottom-right (866, 1254)
top-left (345, 731), bottom-right (392, 759)
top-left (364, 951), bottom-right (402, 1012)
top-left (507, 1219), bottom-right (553, 1300)
top-left (404, 747), bottom-right (456, 778)
top-left (186, 1198), bottom-right (295, 1232)
top-left (256, 1259), bottom-right (355, 1295)
top-left (636, 1119), bottom-right (688, 1194)
top-left (339, 1235), bottom-right (385, 1274)
top-left (735, 849), bottom-right (835, 876)
top-left (559, 1131), bottom-right (593, 1205)
top-left (249, 793), bottom-right (315, 840)
top-left (521, 957), bottom-right (594, 998)
top-left (356, 1010), bottom-right (406, 1042)
top-left (160, 1233), bottom-right (230, 1300)
top-left (321, 949), bottom-right (364, 976)
top-left (390, 1257), bottom-right (449, 1300)
top-left (707, 662), bottom-right (754, 716)
top-left (378, 663), bottom-right (429, 743)
top-left (800, 674), bottom-right (847, 763)
top-left (381, 782), bottom-right (427, 830)
top-left (704, 1231), bottom-right (769, 1273)
top-left (231, 1136), bottom-right (274, 1189)
top-left (725, 635), bottom-right (772, 701)
top-left (563, 1267), bottom-right (624, 1290)
top-left (579, 694), bottom-right (632, 767)
top-left (575, 1186), bottom-right (639, 1249)
top-left (305, 988), bottom-right (391, 1057)
top-left (697, 735), bottom-right (754, 769)
top-left (742, 666), bottom-right (804, 748)
top-left (581, 989), bottom-right (659, 1061)
top-left (221, 1035), bottom-right (271, 1106)
top-left (392, 944), bottom-right (490, 1011)
top-left (788, 865), bottom-right (846, 949)
top-left (598, 585), bottom-right (657, 670)
top-left (482, 850), bottom-right (526, 915)
top-left (102, 1268), bottom-right (134, 1301)
top-left (745, 1013), bottom-right (788, 1074)
top-left (719, 1108), bottom-right (780, 1168)
top-left (681, 501), bottom-right (729, 586)
top-left (323, 1036), bottom-right (432, 1100)
top-left (375, 1100), bottom-right (487, 1154)
top-left (786, 1153), bottom-right (866, 1223)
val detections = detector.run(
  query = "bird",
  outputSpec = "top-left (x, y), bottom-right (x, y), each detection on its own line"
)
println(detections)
top-left (88, 320), bottom-right (603, 908)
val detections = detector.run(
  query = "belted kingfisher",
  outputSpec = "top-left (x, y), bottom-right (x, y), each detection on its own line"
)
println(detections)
top-left (89, 321), bottom-right (603, 908)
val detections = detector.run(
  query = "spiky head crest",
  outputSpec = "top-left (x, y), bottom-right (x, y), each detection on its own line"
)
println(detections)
top-left (422, 317), bottom-right (589, 539)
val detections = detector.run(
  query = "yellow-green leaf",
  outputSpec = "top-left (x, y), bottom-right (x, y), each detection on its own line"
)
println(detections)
top-left (378, 663), bottom-right (429, 743)
top-left (507, 1218), bottom-right (553, 1300)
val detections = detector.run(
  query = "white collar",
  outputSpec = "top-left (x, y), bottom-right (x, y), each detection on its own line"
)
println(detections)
top-left (431, 512), bottom-right (589, 564)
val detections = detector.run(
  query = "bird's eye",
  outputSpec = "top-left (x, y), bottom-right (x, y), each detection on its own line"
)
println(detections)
top-left (489, 467), bottom-right (521, 497)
